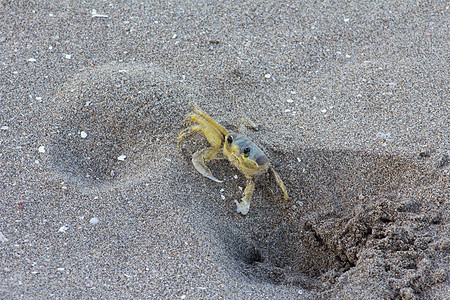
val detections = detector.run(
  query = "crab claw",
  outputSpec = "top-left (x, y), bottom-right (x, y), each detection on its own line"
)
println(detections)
top-left (234, 200), bottom-right (250, 215)
top-left (192, 148), bottom-right (223, 183)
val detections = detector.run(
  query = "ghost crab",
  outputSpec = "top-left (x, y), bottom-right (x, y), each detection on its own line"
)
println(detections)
top-left (178, 106), bottom-right (288, 215)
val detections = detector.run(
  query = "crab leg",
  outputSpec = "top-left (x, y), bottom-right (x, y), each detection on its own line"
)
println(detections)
top-left (192, 147), bottom-right (224, 183)
top-left (179, 112), bottom-right (224, 148)
top-left (238, 117), bottom-right (258, 132)
top-left (234, 176), bottom-right (255, 215)
top-left (193, 106), bottom-right (229, 137)
top-left (270, 166), bottom-right (288, 200)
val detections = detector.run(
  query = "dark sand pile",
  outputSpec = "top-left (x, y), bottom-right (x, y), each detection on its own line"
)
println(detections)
top-left (1, 1), bottom-right (448, 299)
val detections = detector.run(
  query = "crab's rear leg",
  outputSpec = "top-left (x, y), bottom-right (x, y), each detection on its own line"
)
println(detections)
top-left (238, 117), bottom-right (258, 132)
top-left (270, 166), bottom-right (288, 200)
top-left (192, 147), bottom-right (225, 183)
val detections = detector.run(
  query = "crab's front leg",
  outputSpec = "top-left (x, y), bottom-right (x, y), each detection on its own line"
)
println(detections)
top-left (234, 175), bottom-right (255, 215)
top-left (178, 114), bottom-right (226, 183)
top-left (192, 147), bottom-right (224, 183)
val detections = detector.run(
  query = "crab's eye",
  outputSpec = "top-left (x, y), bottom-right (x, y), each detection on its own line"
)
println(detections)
top-left (227, 135), bottom-right (233, 144)
top-left (243, 147), bottom-right (251, 157)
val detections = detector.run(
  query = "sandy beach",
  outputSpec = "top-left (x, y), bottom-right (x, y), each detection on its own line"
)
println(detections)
top-left (1, 1), bottom-right (449, 298)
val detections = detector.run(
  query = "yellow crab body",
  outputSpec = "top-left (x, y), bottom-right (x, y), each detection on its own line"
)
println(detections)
top-left (178, 106), bottom-right (288, 215)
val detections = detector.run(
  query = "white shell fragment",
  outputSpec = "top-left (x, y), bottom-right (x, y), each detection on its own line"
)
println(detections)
top-left (264, 74), bottom-right (271, 79)
top-left (0, 231), bottom-right (8, 243)
top-left (27, 58), bottom-right (37, 62)
top-left (117, 154), bottom-right (127, 161)
top-left (38, 146), bottom-right (45, 153)
top-left (89, 217), bottom-right (99, 225)
top-left (1, 125), bottom-right (9, 130)
top-left (58, 225), bottom-right (69, 233)
top-left (376, 132), bottom-right (392, 141)
top-left (91, 9), bottom-right (109, 18)
top-left (80, 131), bottom-right (87, 138)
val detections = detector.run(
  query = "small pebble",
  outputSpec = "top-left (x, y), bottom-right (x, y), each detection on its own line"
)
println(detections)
top-left (220, 195), bottom-right (225, 200)
top-left (264, 74), bottom-right (271, 79)
top-left (56, 268), bottom-right (65, 272)
top-left (1, 125), bottom-right (9, 130)
top-left (233, 175), bottom-right (238, 179)
top-left (117, 154), bottom-right (126, 161)
top-left (286, 99), bottom-right (294, 103)
top-left (344, 18), bottom-right (350, 22)
top-left (80, 131), bottom-right (87, 138)
top-left (64, 54), bottom-right (72, 60)
top-left (89, 217), bottom-right (99, 225)
top-left (38, 146), bottom-right (45, 153)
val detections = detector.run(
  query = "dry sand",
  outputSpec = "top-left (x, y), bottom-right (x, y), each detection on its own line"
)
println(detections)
top-left (1, 1), bottom-right (449, 299)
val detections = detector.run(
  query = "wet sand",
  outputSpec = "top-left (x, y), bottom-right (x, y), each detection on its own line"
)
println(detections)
top-left (1, 1), bottom-right (449, 298)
